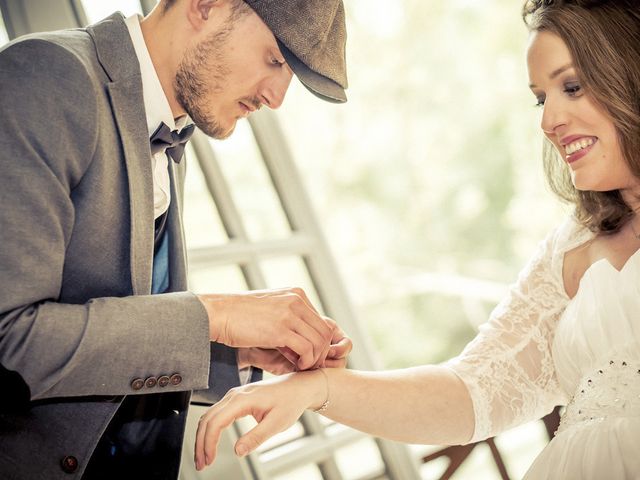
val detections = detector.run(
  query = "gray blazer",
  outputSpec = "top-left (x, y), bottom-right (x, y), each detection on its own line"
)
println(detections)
top-left (0, 13), bottom-right (243, 479)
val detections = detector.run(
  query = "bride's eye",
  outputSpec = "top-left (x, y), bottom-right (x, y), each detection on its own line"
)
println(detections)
top-left (563, 82), bottom-right (582, 97)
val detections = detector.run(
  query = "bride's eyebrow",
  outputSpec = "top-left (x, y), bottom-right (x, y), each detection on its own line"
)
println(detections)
top-left (529, 63), bottom-right (574, 88)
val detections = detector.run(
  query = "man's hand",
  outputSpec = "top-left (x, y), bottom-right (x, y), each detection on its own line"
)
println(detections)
top-left (237, 347), bottom-right (297, 375)
top-left (198, 288), bottom-right (335, 370)
top-left (238, 324), bottom-right (353, 375)
top-left (323, 323), bottom-right (352, 368)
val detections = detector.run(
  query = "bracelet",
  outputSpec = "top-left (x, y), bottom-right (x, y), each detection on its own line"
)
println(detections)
top-left (313, 369), bottom-right (330, 413)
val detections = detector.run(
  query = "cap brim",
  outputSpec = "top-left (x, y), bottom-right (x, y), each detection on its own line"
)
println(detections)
top-left (277, 40), bottom-right (347, 104)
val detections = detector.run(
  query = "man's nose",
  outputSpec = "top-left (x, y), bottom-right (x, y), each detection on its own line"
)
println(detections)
top-left (260, 65), bottom-right (294, 110)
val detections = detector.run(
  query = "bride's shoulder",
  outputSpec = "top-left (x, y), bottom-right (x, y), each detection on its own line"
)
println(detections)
top-left (562, 239), bottom-right (594, 299)
top-left (544, 216), bottom-right (595, 299)
top-left (554, 216), bottom-right (635, 299)
top-left (552, 216), bottom-right (593, 252)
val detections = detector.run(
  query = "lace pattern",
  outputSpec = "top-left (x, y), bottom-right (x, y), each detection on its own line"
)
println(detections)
top-left (447, 217), bottom-right (593, 442)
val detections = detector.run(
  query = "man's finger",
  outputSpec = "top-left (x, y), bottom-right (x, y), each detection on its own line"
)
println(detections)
top-left (290, 317), bottom-right (329, 368)
top-left (254, 348), bottom-right (297, 375)
top-left (280, 331), bottom-right (315, 371)
top-left (291, 300), bottom-right (334, 345)
top-left (290, 287), bottom-right (320, 314)
top-left (314, 341), bottom-right (332, 369)
top-left (328, 336), bottom-right (353, 359)
top-left (323, 357), bottom-right (348, 368)
top-left (276, 346), bottom-right (299, 366)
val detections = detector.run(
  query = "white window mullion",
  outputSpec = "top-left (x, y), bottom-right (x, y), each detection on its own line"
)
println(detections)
top-left (190, 132), bottom-right (268, 290)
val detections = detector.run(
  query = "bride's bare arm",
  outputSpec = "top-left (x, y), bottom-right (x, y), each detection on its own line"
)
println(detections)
top-left (321, 366), bottom-right (473, 443)
top-left (194, 365), bottom-right (474, 471)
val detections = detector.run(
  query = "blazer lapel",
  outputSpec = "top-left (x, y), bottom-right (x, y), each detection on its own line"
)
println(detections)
top-left (88, 14), bottom-right (154, 295)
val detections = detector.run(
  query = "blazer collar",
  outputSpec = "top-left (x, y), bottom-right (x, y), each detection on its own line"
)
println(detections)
top-left (86, 12), bottom-right (141, 83)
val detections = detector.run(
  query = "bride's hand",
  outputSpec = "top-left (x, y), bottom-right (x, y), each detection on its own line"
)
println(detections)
top-left (194, 370), bottom-right (327, 471)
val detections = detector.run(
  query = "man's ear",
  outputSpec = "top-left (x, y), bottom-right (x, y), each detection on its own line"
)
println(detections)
top-left (186, 0), bottom-right (219, 25)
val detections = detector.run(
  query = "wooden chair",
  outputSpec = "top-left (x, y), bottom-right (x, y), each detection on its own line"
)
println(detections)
top-left (421, 406), bottom-right (562, 479)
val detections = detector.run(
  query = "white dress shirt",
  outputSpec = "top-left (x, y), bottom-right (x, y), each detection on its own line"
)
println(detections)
top-left (124, 14), bottom-right (191, 220)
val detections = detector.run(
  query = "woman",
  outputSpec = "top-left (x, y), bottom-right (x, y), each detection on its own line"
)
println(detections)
top-left (195, 1), bottom-right (640, 477)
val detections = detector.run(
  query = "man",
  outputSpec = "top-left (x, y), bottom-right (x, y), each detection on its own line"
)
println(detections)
top-left (0, 0), bottom-right (350, 478)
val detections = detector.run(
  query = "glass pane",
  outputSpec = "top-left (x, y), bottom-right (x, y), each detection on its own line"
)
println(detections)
top-left (0, 7), bottom-right (10, 45)
top-left (335, 437), bottom-right (386, 480)
top-left (317, 414), bottom-right (335, 428)
top-left (183, 147), bottom-right (230, 249)
top-left (79, 0), bottom-right (143, 24)
top-left (188, 264), bottom-right (247, 294)
top-left (416, 445), bottom-right (450, 480)
top-left (324, 422), bottom-right (349, 437)
top-left (272, 463), bottom-right (324, 480)
top-left (260, 256), bottom-right (323, 314)
top-left (211, 120), bottom-right (291, 241)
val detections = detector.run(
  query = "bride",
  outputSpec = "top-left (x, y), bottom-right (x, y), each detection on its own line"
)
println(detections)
top-left (194, 1), bottom-right (640, 477)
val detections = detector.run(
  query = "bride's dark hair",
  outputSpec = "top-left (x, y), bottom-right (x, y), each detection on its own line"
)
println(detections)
top-left (523, 0), bottom-right (640, 233)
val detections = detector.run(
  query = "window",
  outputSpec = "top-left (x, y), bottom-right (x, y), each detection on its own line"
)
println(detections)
top-left (180, 112), bottom-right (421, 478)
top-left (77, 0), bottom-right (142, 23)
top-left (0, 7), bottom-right (10, 45)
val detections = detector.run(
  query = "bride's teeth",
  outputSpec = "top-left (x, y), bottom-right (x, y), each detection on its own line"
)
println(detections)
top-left (566, 138), bottom-right (594, 155)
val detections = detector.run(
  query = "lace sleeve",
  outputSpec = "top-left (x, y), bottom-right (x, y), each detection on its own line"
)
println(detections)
top-left (446, 221), bottom-right (583, 443)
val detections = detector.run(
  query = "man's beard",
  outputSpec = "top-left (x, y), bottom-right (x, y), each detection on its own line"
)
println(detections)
top-left (174, 27), bottom-right (233, 139)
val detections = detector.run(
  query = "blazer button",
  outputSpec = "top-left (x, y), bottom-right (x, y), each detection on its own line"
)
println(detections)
top-left (130, 378), bottom-right (144, 391)
top-left (60, 455), bottom-right (78, 473)
top-left (145, 376), bottom-right (158, 388)
top-left (170, 373), bottom-right (182, 386)
top-left (158, 375), bottom-right (170, 387)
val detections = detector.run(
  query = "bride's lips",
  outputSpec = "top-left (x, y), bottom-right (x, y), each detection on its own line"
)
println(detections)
top-left (562, 136), bottom-right (598, 164)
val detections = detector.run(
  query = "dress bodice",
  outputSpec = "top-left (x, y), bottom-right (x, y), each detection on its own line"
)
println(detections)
top-left (552, 249), bottom-right (640, 433)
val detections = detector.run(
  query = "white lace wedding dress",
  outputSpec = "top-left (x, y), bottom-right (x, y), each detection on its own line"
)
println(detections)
top-left (446, 217), bottom-right (640, 479)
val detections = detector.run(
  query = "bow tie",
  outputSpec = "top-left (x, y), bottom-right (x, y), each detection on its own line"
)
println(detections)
top-left (149, 122), bottom-right (195, 163)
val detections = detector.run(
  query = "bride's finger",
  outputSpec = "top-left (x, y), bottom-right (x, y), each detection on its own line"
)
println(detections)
top-left (234, 410), bottom-right (292, 457)
top-left (194, 395), bottom-right (236, 470)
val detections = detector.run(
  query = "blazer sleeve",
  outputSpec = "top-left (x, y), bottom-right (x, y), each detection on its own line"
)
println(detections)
top-left (0, 38), bottom-right (211, 401)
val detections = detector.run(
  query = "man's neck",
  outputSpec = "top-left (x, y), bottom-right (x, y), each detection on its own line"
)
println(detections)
top-left (140, 9), bottom-right (186, 120)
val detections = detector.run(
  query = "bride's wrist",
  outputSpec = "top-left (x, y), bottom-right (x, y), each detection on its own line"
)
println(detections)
top-left (303, 369), bottom-right (330, 413)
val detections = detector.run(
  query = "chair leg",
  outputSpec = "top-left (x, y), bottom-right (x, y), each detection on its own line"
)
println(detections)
top-left (421, 438), bottom-right (512, 480)
top-left (422, 443), bottom-right (477, 480)
top-left (541, 406), bottom-right (562, 440)
top-left (420, 412), bottom-right (561, 479)
top-left (485, 437), bottom-right (511, 480)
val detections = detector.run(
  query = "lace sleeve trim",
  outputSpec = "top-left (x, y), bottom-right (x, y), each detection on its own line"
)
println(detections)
top-left (447, 217), bottom-right (593, 442)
